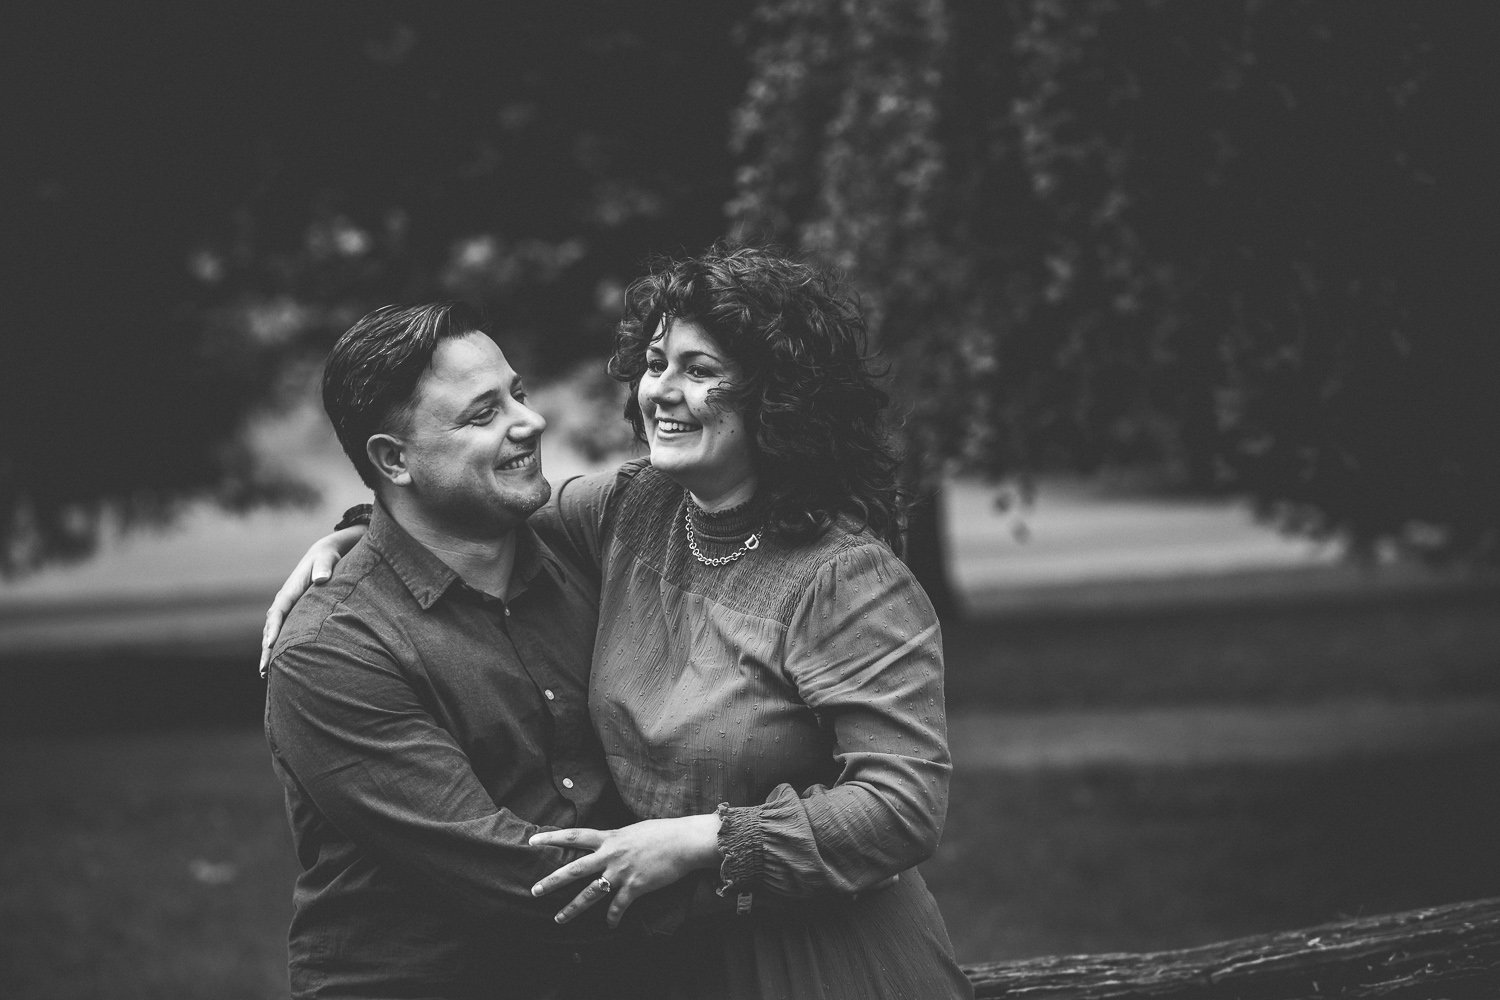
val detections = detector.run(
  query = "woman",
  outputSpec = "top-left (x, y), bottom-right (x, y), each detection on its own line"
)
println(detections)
top-left (267, 246), bottom-right (972, 999)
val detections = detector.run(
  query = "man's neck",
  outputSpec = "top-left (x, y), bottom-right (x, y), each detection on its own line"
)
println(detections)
top-left (381, 493), bottom-right (520, 599)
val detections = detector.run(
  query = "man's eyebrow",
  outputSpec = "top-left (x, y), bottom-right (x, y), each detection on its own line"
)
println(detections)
top-left (459, 387), bottom-right (502, 414)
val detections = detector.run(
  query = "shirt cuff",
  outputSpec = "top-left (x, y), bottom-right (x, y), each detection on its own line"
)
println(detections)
top-left (714, 801), bottom-right (762, 896)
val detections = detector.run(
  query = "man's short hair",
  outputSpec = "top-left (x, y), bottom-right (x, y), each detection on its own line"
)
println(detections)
top-left (323, 301), bottom-right (489, 488)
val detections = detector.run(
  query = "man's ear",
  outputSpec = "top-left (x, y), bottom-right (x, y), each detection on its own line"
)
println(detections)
top-left (366, 434), bottom-right (412, 486)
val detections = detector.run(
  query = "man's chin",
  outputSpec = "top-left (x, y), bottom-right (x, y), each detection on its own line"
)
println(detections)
top-left (502, 479), bottom-right (552, 522)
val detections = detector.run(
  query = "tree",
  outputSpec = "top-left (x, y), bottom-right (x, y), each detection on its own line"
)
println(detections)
top-left (729, 0), bottom-right (1500, 586)
top-left (2, 3), bottom-right (746, 574)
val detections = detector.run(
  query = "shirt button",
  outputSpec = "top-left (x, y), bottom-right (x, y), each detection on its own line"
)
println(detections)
top-left (544, 689), bottom-right (555, 701)
top-left (504, 606), bottom-right (511, 617)
top-left (561, 777), bottom-right (574, 789)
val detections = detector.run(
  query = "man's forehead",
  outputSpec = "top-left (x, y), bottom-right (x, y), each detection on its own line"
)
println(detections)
top-left (433, 334), bottom-right (514, 377)
top-left (418, 334), bottom-right (517, 405)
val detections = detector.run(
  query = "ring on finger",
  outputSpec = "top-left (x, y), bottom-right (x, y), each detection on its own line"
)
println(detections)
top-left (590, 876), bottom-right (613, 895)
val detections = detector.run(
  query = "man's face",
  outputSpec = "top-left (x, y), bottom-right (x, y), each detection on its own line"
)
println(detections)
top-left (395, 332), bottom-right (550, 536)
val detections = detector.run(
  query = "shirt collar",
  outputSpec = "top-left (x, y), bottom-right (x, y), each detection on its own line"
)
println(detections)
top-left (365, 499), bottom-right (565, 610)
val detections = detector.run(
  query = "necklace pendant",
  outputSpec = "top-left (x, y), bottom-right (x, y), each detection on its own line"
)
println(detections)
top-left (683, 501), bottom-right (765, 568)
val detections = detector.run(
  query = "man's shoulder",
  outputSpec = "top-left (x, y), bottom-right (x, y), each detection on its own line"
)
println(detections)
top-left (271, 540), bottom-right (407, 658)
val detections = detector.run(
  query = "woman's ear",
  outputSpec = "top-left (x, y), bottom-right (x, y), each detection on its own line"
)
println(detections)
top-left (366, 434), bottom-right (412, 486)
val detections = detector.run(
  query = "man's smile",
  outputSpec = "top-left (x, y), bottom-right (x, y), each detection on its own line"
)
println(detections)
top-left (495, 450), bottom-right (539, 472)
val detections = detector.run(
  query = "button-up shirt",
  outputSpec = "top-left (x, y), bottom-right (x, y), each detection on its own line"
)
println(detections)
top-left (265, 500), bottom-right (625, 998)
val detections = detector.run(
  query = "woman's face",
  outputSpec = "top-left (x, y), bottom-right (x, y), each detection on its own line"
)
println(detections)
top-left (638, 319), bottom-right (756, 511)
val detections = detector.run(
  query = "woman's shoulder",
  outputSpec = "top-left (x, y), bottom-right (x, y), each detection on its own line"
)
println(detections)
top-left (767, 518), bottom-right (911, 600)
top-left (801, 514), bottom-right (897, 564)
top-left (606, 458), bottom-right (684, 512)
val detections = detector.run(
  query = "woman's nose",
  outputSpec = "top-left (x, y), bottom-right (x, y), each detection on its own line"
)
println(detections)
top-left (643, 374), bottom-right (681, 405)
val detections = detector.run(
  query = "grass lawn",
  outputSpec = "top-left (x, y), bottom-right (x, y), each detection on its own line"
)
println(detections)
top-left (6, 729), bottom-right (1499, 996)
top-left (2, 583), bottom-right (1498, 996)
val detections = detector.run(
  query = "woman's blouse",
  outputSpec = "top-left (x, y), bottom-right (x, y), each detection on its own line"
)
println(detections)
top-left (551, 460), bottom-right (952, 898)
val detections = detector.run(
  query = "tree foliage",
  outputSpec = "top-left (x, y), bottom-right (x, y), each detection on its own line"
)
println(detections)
top-left (8, 1), bottom-right (1497, 576)
top-left (731, 0), bottom-right (1500, 562)
top-left (3, 3), bottom-right (743, 574)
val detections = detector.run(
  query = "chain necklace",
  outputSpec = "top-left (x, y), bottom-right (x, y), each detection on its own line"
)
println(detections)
top-left (684, 501), bottom-right (763, 567)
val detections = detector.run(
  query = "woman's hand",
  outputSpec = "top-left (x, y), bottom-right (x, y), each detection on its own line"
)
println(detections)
top-left (529, 813), bottom-right (721, 927)
top-left (258, 525), bottom-right (368, 677)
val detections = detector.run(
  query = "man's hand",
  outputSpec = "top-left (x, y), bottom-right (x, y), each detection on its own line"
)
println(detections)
top-left (529, 813), bottom-right (721, 928)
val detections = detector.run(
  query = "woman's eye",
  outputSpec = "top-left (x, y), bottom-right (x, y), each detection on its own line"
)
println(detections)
top-left (470, 407), bottom-right (497, 425)
top-left (688, 365), bottom-right (716, 378)
top-left (645, 357), bottom-right (667, 373)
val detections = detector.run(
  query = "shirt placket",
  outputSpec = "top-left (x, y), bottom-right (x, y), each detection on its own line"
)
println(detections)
top-left (502, 574), bottom-right (597, 820)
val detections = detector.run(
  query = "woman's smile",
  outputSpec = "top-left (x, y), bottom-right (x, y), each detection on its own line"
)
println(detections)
top-left (638, 319), bottom-right (756, 511)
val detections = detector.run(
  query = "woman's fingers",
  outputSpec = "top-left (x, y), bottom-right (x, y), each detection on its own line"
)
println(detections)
top-left (604, 886), bottom-right (637, 928)
top-left (529, 854), bottom-right (605, 898)
top-left (310, 549), bottom-right (337, 584)
top-left (259, 558), bottom-right (308, 674)
top-left (258, 608), bottom-right (283, 677)
top-left (529, 828), bottom-right (605, 850)
top-left (551, 874), bottom-right (616, 925)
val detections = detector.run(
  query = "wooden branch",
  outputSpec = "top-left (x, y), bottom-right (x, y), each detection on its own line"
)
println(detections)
top-left (962, 896), bottom-right (1500, 999)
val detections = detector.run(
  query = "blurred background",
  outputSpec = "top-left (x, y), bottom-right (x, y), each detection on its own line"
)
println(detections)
top-left (4, 2), bottom-right (1500, 996)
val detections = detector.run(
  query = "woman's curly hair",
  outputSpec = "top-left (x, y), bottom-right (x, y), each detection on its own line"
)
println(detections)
top-left (608, 244), bottom-right (906, 549)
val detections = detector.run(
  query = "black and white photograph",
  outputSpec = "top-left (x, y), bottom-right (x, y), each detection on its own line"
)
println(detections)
top-left (3, 3), bottom-right (1498, 997)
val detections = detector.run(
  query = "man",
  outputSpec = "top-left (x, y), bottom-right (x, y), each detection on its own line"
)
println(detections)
top-left (264, 302), bottom-right (661, 998)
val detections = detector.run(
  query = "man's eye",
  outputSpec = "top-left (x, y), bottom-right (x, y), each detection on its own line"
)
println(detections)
top-left (470, 407), bottom-right (497, 425)
top-left (512, 391), bottom-right (529, 404)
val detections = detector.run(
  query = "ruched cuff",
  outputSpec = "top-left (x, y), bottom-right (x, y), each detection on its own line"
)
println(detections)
top-left (714, 801), bottom-right (762, 896)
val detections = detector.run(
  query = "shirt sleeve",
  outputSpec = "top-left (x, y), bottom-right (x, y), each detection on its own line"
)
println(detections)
top-left (539, 460), bottom-right (649, 575)
top-left (265, 637), bottom-right (591, 931)
top-left (714, 542), bottom-right (952, 897)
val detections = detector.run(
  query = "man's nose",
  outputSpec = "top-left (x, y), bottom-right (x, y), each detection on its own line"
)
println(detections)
top-left (509, 404), bottom-right (547, 439)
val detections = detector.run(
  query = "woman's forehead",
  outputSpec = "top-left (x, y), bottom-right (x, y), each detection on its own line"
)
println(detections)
top-left (650, 317), bottom-right (724, 355)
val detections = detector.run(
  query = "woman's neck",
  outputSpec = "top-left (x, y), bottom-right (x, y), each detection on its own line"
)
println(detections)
top-left (686, 475), bottom-right (757, 513)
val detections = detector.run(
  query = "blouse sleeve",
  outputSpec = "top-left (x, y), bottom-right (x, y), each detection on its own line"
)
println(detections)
top-left (533, 460), bottom-right (648, 576)
top-left (716, 542), bottom-right (952, 897)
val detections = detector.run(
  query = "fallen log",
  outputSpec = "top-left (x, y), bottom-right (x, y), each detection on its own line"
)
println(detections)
top-left (962, 896), bottom-right (1500, 998)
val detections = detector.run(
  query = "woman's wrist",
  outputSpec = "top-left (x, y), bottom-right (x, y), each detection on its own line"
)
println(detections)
top-left (687, 810), bottom-right (724, 870)
top-left (334, 503), bottom-right (373, 531)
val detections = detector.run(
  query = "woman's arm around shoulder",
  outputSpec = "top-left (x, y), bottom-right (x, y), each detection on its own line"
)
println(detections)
top-left (531, 458), bottom-right (651, 575)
